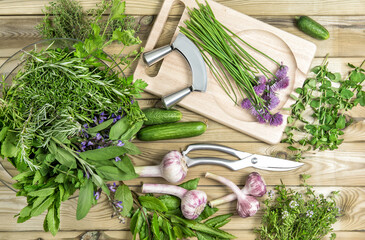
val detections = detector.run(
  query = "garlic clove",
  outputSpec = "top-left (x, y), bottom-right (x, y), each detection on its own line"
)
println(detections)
top-left (243, 172), bottom-right (267, 197)
top-left (160, 150), bottom-right (188, 183)
top-left (236, 195), bottom-right (260, 218)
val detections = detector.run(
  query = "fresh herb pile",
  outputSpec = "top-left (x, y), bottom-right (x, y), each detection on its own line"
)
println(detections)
top-left (255, 175), bottom-right (341, 240)
top-left (282, 57), bottom-right (365, 160)
top-left (0, 0), bottom-right (146, 235)
top-left (109, 178), bottom-right (236, 240)
top-left (36, 0), bottom-right (137, 41)
top-left (180, 1), bottom-right (288, 126)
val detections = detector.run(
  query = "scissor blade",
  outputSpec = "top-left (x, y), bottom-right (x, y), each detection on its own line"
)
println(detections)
top-left (243, 154), bottom-right (304, 171)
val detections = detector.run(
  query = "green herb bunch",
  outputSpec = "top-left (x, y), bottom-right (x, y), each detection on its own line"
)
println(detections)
top-left (36, 0), bottom-right (137, 41)
top-left (0, 0), bottom-right (146, 236)
top-left (109, 178), bottom-right (236, 240)
top-left (255, 176), bottom-right (341, 240)
top-left (282, 57), bottom-right (365, 160)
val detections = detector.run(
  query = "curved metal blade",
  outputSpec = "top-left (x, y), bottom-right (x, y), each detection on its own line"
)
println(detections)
top-left (245, 154), bottom-right (304, 171)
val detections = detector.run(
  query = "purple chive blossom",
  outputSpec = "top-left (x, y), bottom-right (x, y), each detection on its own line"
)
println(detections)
top-left (96, 133), bottom-right (102, 141)
top-left (258, 76), bottom-right (267, 85)
top-left (117, 140), bottom-right (124, 147)
top-left (277, 76), bottom-right (289, 89)
top-left (108, 182), bottom-right (117, 192)
top-left (269, 113), bottom-right (283, 126)
top-left (115, 156), bottom-right (121, 162)
top-left (275, 65), bottom-right (288, 80)
top-left (256, 114), bottom-right (267, 124)
top-left (94, 191), bottom-right (100, 200)
top-left (268, 94), bottom-right (280, 110)
top-left (241, 98), bottom-right (252, 109)
top-left (254, 84), bottom-right (266, 95)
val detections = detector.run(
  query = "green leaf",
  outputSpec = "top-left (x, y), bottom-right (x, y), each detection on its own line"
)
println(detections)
top-left (97, 165), bottom-right (138, 181)
top-left (12, 171), bottom-right (33, 181)
top-left (152, 213), bottom-right (161, 239)
top-left (130, 209), bottom-right (141, 235)
top-left (350, 71), bottom-right (363, 83)
top-left (204, 213), bottom-right (233, 227)
top-left (336, 115), bottom-right (346, 129)
top-left (28, 187), bottom-right (55, 197)
top-left (54, 173), bottom-right (66, 183)
top-left (48, 141), bottom-right (57, 154)
top-left (0, 126), bottom-right (9, 142)
top-left (87, 118), bottom-right (113, 133)
top-left (214, 218), bottom-right (231, 228)
top-left (122, 141), bottom-right (141, 155)
top-left (287, 146), bottom-right (299, 151)
top-left (120, 121), bottom-right (143, 140)
top-left (333, 72), bottom-right (342, 82)
top-left (19, 206), bottom-right (32, 217)
top-left (176, 223), bottom-right (196, 237)
top-left (76, 179), bottom-right (94, 220)
top-left (310, 100), bottom-right (320, 108)
top-left (196, 231), bottom-right (215, 240)
top-left (161, 219), bottom-right (175, 240)
top-left (138, 195), bottom-right (168, 212)
top-left (113, 155), bottom-right (136, 175)
top-left (158, 195), bottom-right (181, 210)
top-left (31, 195), bottom-right (55, 217)
top-left (109, 117), bottom-right (130, 140)
top-left (290, 94), bottom-right (298, 101)
top-left (46, 204), bottom-right (59, 236)
top-left (340, 88), bottom-right (354, 99)
top-left (1, 131), bottom-right (18, 158)
top-left (196, 205), bottom-right (219, 221)
top-left (178, 178), bottom-right (200, 190)
top-left (55, 148), bottom-right (76, 168)
top-left (115, 185), bottom-right (133, 216)
top-left (110, 0), bottom-right (126, 21)
top-left (79, 146), bottom-right (127, 161)
top-left (173, 225), bottom-right (183, 239)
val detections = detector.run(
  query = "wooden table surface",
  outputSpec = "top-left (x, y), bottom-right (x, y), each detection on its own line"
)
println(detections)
top-left (0, 0), bottom-right (364, 239)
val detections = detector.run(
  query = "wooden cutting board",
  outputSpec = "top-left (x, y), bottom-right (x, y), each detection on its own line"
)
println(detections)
top-left (134, 0), bottom-right (317, 144)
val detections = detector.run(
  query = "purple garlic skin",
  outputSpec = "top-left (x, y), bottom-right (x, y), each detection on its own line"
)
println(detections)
top-left (237, 195), bottom-right (260, 218)
top-left (160, 151), bottom-right (188, 183)
top-left (244, 172), bottom-right (267, 197)
top-left (181, 190), bottom-right (207, 220)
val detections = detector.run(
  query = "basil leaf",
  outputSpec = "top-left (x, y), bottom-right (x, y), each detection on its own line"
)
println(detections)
top-left (31, 195), bottom-right (55, 217)
top-left (195, 205), bottom-right (218, 221)
top-left (28, 187), bottom-right (55, 197)
top-left (55, 148), bottom-right (76, 168)
top-left (109, 117), bottom-right (130, 140)
top-left (179, 178), bottom-right (200, 190)
top-left (115, 184), bottom-right (133, 217)
top-left (97, 166), bottom-right (138, 181)
top-left (152, 213), bottom-right (161, 239)
top-left (158, 195), bottom-right (180, 210)
top-left (79, 146), bottom-right (127, 161)
top-left (76, 179), bottom-right (94, 220)
top-left (138, 195), bottom-right (168, 212)
top-left (87, 118), bottom-right (113, 133)
top-left (120, 121), bottom-right (143, 140)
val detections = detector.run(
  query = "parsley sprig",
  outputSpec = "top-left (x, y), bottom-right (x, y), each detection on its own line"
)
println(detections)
top-left (282, 56), bottom-right (365, 160)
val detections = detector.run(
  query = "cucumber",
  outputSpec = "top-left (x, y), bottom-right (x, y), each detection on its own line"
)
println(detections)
top-left (137, 122), bottom-right (207, 141)
top-left (295, 16), bottom-right (329, 40)
top-left (142, 108), bottom-right (182, 125)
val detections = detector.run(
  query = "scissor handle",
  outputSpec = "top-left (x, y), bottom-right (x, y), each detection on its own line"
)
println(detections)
top-left (185, 157), bottom-right (238, 170)
top-left (182, 143), bottom-right (247, 159)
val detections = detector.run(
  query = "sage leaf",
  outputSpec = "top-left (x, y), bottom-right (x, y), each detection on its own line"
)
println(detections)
top-left (122, 141), bottom-right (141, 155)
top-left (87, 118), bottom-right (113, 133)
top-left (46, 204), bottom-right (59, 236)
top-left (28, 187), bottom-right (55, 197)
top-left (79, 146), bottom-right (127, 161)
top-left (115, 184), bottom-right (133, 217)
top-left (31, 195), bottom-right (55, 217)
top-left (179, 177), bottom-right (200, 190)
top-left (109, 117), bottom-right (130, 140)
top-left (76, 179), bottom-right (93, 220)
top-left (97, 166), bottom-right (138, 181)
top-left (113, 155), bottom-right (136, 175)
top-left (120, 121), bottom-right (143, 140)
top-left (55, 148), bottom-right (76, 168)
top-left (152, 213), bottom-right (161, 239)
top-left (138, 195), bottom-right (168, 212)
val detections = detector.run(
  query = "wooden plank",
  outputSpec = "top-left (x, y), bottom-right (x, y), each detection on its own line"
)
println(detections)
top-left (0, 230), bottom-right (363, 240)
top-left (0, 0), bottom-right (365, 16)
top-left (0, 186), bottom-right (364, 232)
top-left (1, 15), bottom-right (365, 58)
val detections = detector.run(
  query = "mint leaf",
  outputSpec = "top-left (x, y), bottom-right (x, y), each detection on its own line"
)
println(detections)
top-left (178, 178), bottom-right (200, 190)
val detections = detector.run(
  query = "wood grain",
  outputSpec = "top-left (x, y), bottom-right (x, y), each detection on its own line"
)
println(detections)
top-left (1, 15), bottom-right (365, 58)
top-left (0, 186), bottom-right (364, 232)
top-left (0, 0), bottom-right (365, 16)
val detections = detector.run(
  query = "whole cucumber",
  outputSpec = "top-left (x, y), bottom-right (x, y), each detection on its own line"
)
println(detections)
top-left (142, 108), bottom-right (182, 125)
top-left (295, 16), bottom-right (329, 40)
top-left (137, 122), bottom-right (207, 141)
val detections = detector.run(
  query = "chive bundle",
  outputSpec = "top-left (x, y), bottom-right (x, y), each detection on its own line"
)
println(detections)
top-left (180, 1), bottom-right (280, 112)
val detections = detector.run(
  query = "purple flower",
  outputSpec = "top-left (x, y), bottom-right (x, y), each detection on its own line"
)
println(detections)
top-left (256, 114), bottom-right (267, 124)
top-left (116, 201), bottom-right (123, 209)
top-left (93, 116), bottom-right (98, 124)
top-left (275, 65), bottom-right (288, 80)
top-left (277, 76), bottom-right (289, 89)
top-left (83, 123), bottom-right (89, 129)
top-left (241, 98), bottom-right (252, 109)
top-left (116, 115), bottom-right (122, 120)
top-left (254, 84), bottom-right (266, 95)
top-left (94, 191), bottom-right (100, 200)
top-left (81, 141), bottom-right (87, 146)
top-left (108, 182), bottom-right (117, 192)
top-left (117, 140), bottom-right (124, 147)
top-left (131, 99), bottom-right (135, 104)
top-left (269, 113), bottom-right (283, 126)
top-left (87, 141), bottom-right (94, 146)
top-left (100, 111), bottom-right (106, 116)
top-left (98, 118), bottom-right (104, 124)
top-left (115, 156), bottom-right (121, 162)
top-left (96, 133), bottom-right (102, 141)
top-left (258, 76), bottom-right (267, 85)
top-left (85, 171), bottom-right (90, 179)
top-left (268, 94), bottom-right (280, 110)
top-left (97, 146), bottom-right (103, 149)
